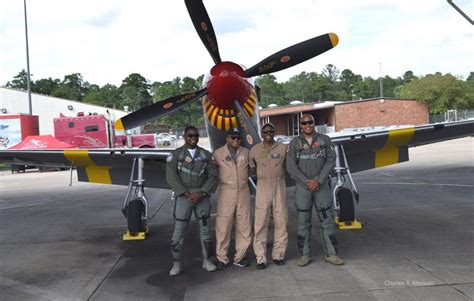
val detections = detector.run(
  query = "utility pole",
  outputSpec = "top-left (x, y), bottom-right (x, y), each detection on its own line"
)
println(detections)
top-left (24, 0), bottom-right (33, 114)
top-left (379, 62), bottom-right (384, 98)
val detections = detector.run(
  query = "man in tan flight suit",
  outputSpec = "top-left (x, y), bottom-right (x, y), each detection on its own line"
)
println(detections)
top-left (213, 129), bottom-right (252, 269)
top-left (249, 123), bottom-right (288, 270)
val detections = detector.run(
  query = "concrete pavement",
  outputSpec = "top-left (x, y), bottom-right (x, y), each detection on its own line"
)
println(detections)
top-left (0, 137), bottom-right (472, 300)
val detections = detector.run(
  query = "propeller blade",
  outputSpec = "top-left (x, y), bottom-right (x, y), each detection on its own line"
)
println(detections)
top-left (185, 0), bottom-right (221, 64)
top-left (245, 33), bottom-right (339, 78)
top-left (232, 100), bottom-right (261, 149)
top-left (115, 89), bottom-right (207, 131)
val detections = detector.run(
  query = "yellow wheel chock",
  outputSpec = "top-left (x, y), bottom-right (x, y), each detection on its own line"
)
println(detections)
top-left (122, 227), bottom-right (149, 241)
top-left (335, 217), bottom-right (362, 230)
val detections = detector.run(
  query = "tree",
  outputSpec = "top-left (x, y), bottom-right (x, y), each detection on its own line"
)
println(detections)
top-left (320, 64), bottom-right (342, 101)
top-left (119, 73), bottom-right (152, 111)
top-left (399, 73), bottom-right (473, 113)
top-left (338, 69), bottom-right (363, 101)
top-left (255, 75), bottom-right (284, 106)
top-left (6, 69), bottom-right (30, 90)
top-left (33, 77), bottom-right (60, 95)
top-left (51, 73), bottom-right (86, 101)
top-left (402, 70), bottom-right (417, 84)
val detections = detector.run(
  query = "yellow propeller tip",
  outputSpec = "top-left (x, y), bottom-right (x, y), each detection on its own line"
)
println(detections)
top-left (329, 33), bottom-right (339, 47)
top-left (115, 119), bottom-right (124, 131)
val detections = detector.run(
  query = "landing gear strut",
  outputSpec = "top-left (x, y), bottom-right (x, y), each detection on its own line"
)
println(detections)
top-left (332, 145), bottom-right (362, 229)
top-left (122, 157), bottom-right (149, 240)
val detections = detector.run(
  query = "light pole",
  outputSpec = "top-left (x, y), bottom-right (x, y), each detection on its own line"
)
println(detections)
top-left (379, 62), bottom-right (384, 98)
top-left (24, 0), bottom-right (33, 114)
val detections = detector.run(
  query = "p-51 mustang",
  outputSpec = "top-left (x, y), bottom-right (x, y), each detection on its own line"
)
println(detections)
top-left (1, 0), bottom-right (473, 239)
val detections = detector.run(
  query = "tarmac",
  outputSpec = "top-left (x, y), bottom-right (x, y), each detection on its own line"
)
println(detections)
top-left (0, 137), bottom-right (473, 301)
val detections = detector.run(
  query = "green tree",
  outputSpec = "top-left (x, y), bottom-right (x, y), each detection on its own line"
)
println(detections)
top-left (399, 73), bottom-right (473, 113)
top-left (119, 73), bottom-right (152, 111)
top-left (402, 70), bottom-right (417, 84)
top-left (338, 69), bottom-right (363, 101)
top-left (255, 74), bottom-right (285, 106)
top-left (6, 69), bottom-right (31, 90)
top-left (51, 73), bottom-right (86, 101)
top-left (33, 77), bottom-right (60, 95)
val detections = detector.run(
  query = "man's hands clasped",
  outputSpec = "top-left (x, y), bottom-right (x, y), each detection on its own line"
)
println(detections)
top-left (306, 179), bottom-right (320, 192)
top-left (185, 191), bottom-right (206, 205)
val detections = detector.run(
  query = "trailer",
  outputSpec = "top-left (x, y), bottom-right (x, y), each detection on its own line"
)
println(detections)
top-left (53, 113), bottom-right (157, 149)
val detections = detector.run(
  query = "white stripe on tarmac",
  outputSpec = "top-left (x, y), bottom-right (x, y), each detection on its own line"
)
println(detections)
top-left (360, 182), bottom-right (473, 188)
top-left (0, 203), bottom-right (45, 210)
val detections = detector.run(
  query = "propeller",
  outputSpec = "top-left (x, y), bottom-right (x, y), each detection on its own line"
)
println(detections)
top-left (245, 33), bottom-right (339, 78)
top-left (185, 0), bottom-right (221, 64)
top-left (232, 100), bottom-right (261, 149)
top-left (115, 89), bottom-right (207, 131)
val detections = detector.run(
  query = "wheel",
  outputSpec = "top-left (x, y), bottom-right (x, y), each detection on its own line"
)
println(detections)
top-left (127, 199), bottom-right (145, 234)
top-left (337, 188), bottom-right (355, 222)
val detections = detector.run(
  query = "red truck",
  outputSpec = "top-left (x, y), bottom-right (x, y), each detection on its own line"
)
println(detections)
top-left (54, 113), bottom-right (157, 148)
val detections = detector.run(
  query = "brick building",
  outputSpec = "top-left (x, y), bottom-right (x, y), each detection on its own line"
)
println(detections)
top-left (260, 98), bottom-right (429, 135)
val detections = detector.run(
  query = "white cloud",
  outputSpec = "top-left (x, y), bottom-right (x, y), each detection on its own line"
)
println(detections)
top-left (0, 0), bottom-right (472, 87)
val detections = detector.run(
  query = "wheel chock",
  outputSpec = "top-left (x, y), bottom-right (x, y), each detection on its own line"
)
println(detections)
top-left (335, 217), bottom-right (362, 230)
top-left (122, 229), bottom-right (147, 241)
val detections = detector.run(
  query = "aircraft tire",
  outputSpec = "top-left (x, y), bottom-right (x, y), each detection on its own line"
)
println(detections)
top-left (337, 188), bottom-right (355, 222)
top-left (127, 199), bottom-right (145, 233)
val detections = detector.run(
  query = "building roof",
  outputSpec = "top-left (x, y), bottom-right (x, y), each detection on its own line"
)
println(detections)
top-left (334, 97), bottom-right (417, 106)
top-left (260, 101), bottom-right (341, 117)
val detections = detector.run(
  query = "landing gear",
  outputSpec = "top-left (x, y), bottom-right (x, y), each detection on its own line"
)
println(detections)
top-left (122, 157), bottom-right (149, 240)
top-left (332, 145), bottom-right (362, 230)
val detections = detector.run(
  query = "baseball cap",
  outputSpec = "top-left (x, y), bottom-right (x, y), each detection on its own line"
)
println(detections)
top-left (228, 129), bottom-right (241, 136)
top-left (261, 122), bottom-right (275, 130)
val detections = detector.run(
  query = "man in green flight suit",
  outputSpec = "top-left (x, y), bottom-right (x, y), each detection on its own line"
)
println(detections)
top-left (286, 114), bottom-right (344, 267)
top-left (166, 126), bottom-right (218, 276)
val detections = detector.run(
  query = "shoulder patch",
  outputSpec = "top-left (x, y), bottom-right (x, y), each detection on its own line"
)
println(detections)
top-left (166, 153), bottom-right (174, 162)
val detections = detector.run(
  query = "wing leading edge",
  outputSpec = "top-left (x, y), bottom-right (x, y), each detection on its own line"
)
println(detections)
top-left (0, 148), bottom-right (171, 189)
top-left (331, 120), bottom-right (474, 173)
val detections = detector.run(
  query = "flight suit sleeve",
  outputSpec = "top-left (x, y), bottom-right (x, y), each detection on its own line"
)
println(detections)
top-left (166, 149), bottom-right (188, 196)
top-left (201, 150), bottom-right (218, 195)
top-left (316, 135), bottom-right (336, 184)
top-left (285, 139), bottom-right (308, 186)
top-left (248, 146), bottom-right (257, 177)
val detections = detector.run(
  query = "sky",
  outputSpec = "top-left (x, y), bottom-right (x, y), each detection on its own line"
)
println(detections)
top-left (0, 0), bottom-right (473, 87)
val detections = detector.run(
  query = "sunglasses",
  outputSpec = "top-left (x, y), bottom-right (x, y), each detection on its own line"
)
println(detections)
top-left (262, 130), bottom-right (274, 134)
top-left (300, 120), bottom-right (314, 126)
top-left (186, 134), bottom-right (200, 138)
top-left (229, 136), bottom-right (242, 140)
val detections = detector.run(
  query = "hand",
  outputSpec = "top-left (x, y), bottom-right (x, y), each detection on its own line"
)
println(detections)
top-left (306, 179), bottom-right (320, 192)
top-left (186, 192), bottom-right (204, 205)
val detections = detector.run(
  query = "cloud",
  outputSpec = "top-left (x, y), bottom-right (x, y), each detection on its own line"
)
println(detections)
top-left (83, 7), bottom-right (120, 28)
top-left (0, 0), bottom-right (472, 87)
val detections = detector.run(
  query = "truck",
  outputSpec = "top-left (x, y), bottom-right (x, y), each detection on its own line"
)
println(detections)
top-left (54, 112), bottom-right (158, 149)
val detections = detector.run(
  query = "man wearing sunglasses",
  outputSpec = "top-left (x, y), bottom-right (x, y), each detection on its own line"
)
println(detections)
top-left (166, 126), bottom-right (218, 276)
top-left (286, 114), bottom-right (344, 267)
top-left (249, 123), bottom-right (288, 270)
top-left (212, 129), bottom-right (252, 269)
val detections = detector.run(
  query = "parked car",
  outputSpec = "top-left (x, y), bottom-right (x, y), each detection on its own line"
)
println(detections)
top-left (156, 133), bottom-right (177, 146)
top-left (159, 133), bottom-right (177, 141)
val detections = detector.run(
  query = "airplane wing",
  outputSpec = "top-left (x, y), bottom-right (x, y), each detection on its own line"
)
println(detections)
top-left (331, 120), bottom-right (474, 173)
top-left (0, 148), bottom-right (172, 189)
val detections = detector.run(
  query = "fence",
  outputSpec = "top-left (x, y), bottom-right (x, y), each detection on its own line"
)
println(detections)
top-left (429, 110), bottom-right (474, 123)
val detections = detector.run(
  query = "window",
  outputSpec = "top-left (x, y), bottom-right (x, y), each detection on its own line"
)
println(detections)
top-left (68, 122), bottom-right (75, 128)
top-left (85, 125), bottom-right (99, 132)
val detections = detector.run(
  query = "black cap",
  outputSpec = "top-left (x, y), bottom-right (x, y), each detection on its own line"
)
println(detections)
top-left (228, 129), bottom-right (241, 136)
top-left (261, 122), bottom-right (275, 130)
